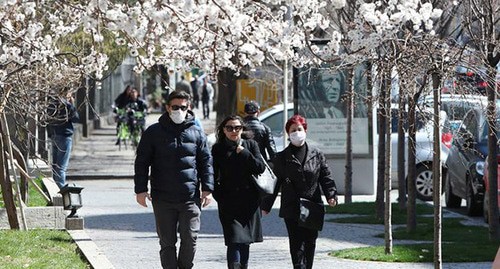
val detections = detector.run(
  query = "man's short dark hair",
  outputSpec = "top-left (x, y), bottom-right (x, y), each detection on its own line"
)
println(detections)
top-left (244, 100), bottom-right (260, 114)
top-left (167, 90), bottom-right (191, 105)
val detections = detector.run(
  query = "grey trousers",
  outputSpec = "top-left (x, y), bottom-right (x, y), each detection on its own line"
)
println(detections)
top-left (152, 200), bottom-right (201, 269)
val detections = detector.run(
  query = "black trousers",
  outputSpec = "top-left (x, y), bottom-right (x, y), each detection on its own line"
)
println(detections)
top-left (202, 100), bottom-right (210, 119)
top-left (284, 218), bottom-right (318, 269)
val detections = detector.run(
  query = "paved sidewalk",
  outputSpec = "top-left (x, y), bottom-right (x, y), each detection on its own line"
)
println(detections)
top-left (67, 107), bottom-right (216, 180)
top-left (77, 180), bottom-right (491, 269)
top-left (67, 108), bottom-right (492, 269)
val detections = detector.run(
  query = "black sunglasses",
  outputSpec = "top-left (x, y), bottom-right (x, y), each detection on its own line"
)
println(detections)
top-left (171, 105), bottom-right (188, 111)
top-left (224, 125), bottom-right (243, 132)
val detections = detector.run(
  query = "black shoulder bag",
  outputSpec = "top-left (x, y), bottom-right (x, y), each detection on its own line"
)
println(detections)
top-left (286, 176), bottom-right (325, 231)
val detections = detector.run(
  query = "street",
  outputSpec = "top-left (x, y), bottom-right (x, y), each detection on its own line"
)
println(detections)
top-left (67, 108), bottom-right (491, 269)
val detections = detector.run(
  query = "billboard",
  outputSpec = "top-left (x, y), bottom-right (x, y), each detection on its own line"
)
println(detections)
top-left (294, 63), bottom-right (371, 156)
top-left (236, 79), bottom-right (279, 115)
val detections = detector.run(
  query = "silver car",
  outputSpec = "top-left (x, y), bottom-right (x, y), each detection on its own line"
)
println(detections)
top-left (389, 105), bottom-right (452, 201)
top-left (207, 103), bottom-right (294, 151)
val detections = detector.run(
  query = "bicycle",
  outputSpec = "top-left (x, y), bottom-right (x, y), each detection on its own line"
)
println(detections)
top-left (127, 109), bottom-right (145, 149)
top-left (114, 107), bottom-right (131, 151)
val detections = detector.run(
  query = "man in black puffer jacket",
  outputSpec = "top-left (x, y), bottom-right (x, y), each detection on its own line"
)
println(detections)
top-left (243, 100), bottom-right (277, 162)
top-left (134, 90), bottom-right (214, 269)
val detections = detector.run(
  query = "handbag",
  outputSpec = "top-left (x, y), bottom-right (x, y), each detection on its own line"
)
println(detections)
top-left (298, 198), bottom-right (325, 231)
top-left (251, 155), bottom-right (278, 198)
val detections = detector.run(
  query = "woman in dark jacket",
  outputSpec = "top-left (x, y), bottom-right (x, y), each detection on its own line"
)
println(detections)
top-left (261, 114), bottom-right (338, 269)
top-left (211, 115), bottom-right (266, 269)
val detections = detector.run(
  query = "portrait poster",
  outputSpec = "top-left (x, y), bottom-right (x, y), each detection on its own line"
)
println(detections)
top-left (294, 62), bottom-right (370, 155)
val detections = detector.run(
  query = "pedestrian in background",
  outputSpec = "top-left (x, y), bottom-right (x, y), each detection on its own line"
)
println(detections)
top-left (47, 88), bottom-right (80, 188)
top-left (134, 90), bottom-right (214, 269)
top-left (175, 75), bottom-right (193, 96)
top-left (201, 77), bottom-right (213, 119)
top-left (261, 114), bottom-right (338, 269)
top-left (125, 87), bottom-right (148, 134)
top-left (211, 115), bottom-right (266, 269)
top-left (114, 84), bottom-right (132, 109)
top-left (191, 75), bottom-right (200, 109)
top-left (243, 100), bottom-right (276, 162)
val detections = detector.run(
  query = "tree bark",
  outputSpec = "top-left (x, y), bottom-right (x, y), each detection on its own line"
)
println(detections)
top-left (432, 72), bottom-right (442, 269)
top-left (216, 68), bottom-right (238, 124)
top-left (375, 68), bottom-right (387, 220)
top-left (486, 66), bottom-right (500, 240)
top-left (397, 78), bottom-right (407, 210)
top-left (384, 67), bottom-right (393, 254)
top-left (344, 68), bottom-right (354, 203)
top-left (11, 143), bottom-right (28, 203)
top-left (407, 94), bottom-right (417, 232)
top-left (407, 77), bottom-right (425, 233)
top-left (0, 132), bottom-right (19, 229)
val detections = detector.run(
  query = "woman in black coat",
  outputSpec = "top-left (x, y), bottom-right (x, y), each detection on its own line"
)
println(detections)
top-left (261, 114), bottom-right (338, 269)
top-left (211, 115), bottom-right (266, 269)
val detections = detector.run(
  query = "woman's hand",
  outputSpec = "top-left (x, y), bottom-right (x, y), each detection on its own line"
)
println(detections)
top-left (136, 192), bottom-right (152, 207)
top-left (327, 198), bottom-right (337, 207)
top-left (262, 210), bottom-right (269, 215)
top-left (236, 145), bottom-right (244, 153)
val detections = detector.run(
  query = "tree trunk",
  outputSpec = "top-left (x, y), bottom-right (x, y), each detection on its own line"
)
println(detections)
top-left (375, 69), bottom-right (387, 220)
top-left (407, 77), bottom-right (425, 233)
top-left (397, 79), bottom-right (407, 210)
top-left (407, 94), bottom-right (417, 232)
top-left (1, 113), bottom-right (27, 230)
top-left (216, 68), bottom-right (238, 124)
top-left (11, 144), bottom-right (28, 203)
top-left (432, 72), bottom-right (442, 269)
top-left (486, 66), bottom-right (500, 240)
top-left (344, 68), bottom-right (354, 203)
top-left (384, 68), bottom-right (393, 255)
top-left (0, 132), bottom-right (19, 229)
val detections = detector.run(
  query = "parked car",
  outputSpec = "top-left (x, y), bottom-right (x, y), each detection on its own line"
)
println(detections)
top-left (419, 94), bottom-right (489, 132)
top-left (206, 103), bottom-right (294, 151)
top-left (445, 105), bottom-right (500, 216)
top-left (389, 105), bottom-right (452, 201)
top-left (483, 157), bottom-right (500, 223)
top-left (442, 67), bottom-right (488, 95)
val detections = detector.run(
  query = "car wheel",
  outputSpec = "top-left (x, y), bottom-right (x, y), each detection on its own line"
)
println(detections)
top-left (483, 190), bottom-right (489, 223)
top-left (445, 172), bottom-right (461, 208)
top-left (466, 179), bottom-right (482, 216)
top-left (415, 165), bottom-right (433, 201)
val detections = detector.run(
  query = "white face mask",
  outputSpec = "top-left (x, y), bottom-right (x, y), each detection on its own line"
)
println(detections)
top-left (170, 110), bottom-right (187, 124)
top-left (289, 130), bottom-right (306, 146)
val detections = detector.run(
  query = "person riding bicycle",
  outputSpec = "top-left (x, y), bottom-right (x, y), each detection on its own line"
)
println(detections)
top-left (125, 87), bottom-right (148, 134)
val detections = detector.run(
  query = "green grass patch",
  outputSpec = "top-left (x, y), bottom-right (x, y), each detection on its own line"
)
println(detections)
top-left (331, 242), bottom-right (498, 263)
top-left (327, 202), bottom-right (434, 224)
top-left (27, 177), bottom-right (50, 207)
top-left (0, 229), bottom-right (90, 268)
top-left (328, 201), bottom-right (500, 262)
top-left (1, 176), bottom-right (49, 208)
top-left (390, 217), bottom-right (491, 243)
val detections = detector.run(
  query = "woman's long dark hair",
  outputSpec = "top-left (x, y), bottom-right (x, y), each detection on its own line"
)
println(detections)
top-left (215, 115), bottom-right (245, 143)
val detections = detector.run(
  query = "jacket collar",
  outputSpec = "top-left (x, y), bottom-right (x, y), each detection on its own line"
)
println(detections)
top-left (284, 142), bottom-right (316, 164)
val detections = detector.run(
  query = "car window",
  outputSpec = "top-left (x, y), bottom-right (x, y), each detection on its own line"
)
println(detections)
top-left (391, 109), bottom-right (429, 133)
top-left (261, 108), bottom-right (294, 135)
top-left (459, 110), bottom-right (478, 140)
top-left (442, 102), bottom-right (474, 121)
top-left (480, 118), bottom-right (500, 142)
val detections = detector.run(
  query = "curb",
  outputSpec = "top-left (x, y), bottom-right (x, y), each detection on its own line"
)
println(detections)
top-left (68, 229), bottom-right (115, 269)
